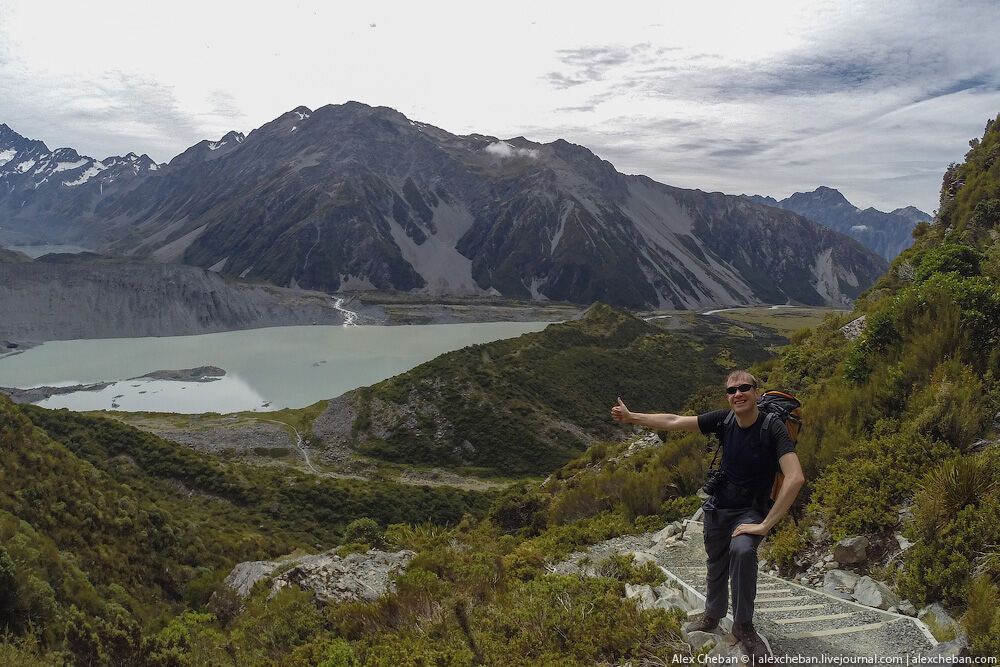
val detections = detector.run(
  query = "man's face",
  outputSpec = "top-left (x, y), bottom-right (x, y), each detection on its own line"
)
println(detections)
top-left (726, 377), bottom-right (757, 415)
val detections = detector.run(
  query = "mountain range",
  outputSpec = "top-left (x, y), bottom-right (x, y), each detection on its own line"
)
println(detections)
top-left (0, 104), bottom-right (890, 309)
top-left (744, 187), bottom-right (930, 260)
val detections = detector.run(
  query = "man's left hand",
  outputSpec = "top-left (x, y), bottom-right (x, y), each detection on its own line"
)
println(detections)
top-left (732, 523), bottom-right (769, 537)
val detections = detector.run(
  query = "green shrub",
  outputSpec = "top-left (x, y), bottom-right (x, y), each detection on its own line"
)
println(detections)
top-left (963, 575), bottom-right (1000, 658)
top-left (763, 522), bottom-right (807, 575)
top-left (910, 362), bottom-right (994, 450)
top-left (487, 484), bottom-right (548, 535)
top-left (596, 553), bottom-right (666, 586)
top-left (344, 518), bottom-right (385, 549)
top-left (912, 454), bottom-right (999, 538)
top-left (808, 428), bottom-right (952, 538)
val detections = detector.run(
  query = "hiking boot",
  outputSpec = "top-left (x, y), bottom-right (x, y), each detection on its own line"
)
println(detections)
top-left (683, 612), bottom-right (720, 633)
top-left (732, 621), bottom-right (770, 662)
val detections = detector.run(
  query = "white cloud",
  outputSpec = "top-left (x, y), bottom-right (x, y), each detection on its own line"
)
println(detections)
top-left (0, 0), bottom-right (997, 211)
top-left (484, 141), bottom-right (539, 160)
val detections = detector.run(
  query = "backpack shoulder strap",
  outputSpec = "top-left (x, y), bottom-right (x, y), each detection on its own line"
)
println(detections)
top-left (761, 412), bottom-right (776, 450)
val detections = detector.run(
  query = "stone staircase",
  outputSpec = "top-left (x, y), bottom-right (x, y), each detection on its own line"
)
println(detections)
top-left (656, 521), bottom-right (937, 657)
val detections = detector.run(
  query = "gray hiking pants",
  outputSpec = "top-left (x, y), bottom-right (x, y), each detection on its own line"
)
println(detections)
top-left (703, 506), bottom-right (766, 623)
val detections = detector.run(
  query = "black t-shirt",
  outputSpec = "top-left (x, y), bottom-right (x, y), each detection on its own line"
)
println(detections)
top-left (698, 409), bottom-right (796, 509)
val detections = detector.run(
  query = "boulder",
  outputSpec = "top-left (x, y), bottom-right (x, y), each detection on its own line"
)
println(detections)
top-left (840, 316), bottom-right (867, 341)
top-left (833, 535), bottom-right (869, 564)
top-left (629, 551), bottom-right (658, 568)
top-left (652, 523), bottom-right (680, 543)
top-left (706, 635), bottom-right (745, 662)
top-left (895, 533), bottom-right (914, 551)
top-left (918, 603), bottom-right (962, 642)
top-left (685, 630), bottom-right (722, 651)
top-left (653, 583), bottom-right (702, 613)
top-left (969, 439), bottom-right (995, 452)
top-left (822, 569), bottom-right (860, 599)
top-left (925, 637), bottom-right (970, 664)
top-left (224, 559), bottom-right (280, 597)
top-left (853, 576), bottom-right (900, 610)
top-left (225, 548), bottom-right (415, 603)
top-left (898, 600), bottom-right (917, 617)
top-left (625, 583), bottom-right (658, 610)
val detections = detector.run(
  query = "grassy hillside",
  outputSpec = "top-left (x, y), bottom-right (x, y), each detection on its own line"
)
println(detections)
top-left (756, 114), bottom-right (1000, 656)
top-left (322, 303), bottom-right (779, 476)
top-left (0, 396), bottom-right (489, 663)
top-left (1, 391), bottom-right (708, 665)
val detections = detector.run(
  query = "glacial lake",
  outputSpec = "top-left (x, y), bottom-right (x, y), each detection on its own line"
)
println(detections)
top-left (0, 322), bottom-right (550, 414)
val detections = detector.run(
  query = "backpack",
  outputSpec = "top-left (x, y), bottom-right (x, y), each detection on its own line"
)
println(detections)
top-left (722, 390), bottom-right (802, 502)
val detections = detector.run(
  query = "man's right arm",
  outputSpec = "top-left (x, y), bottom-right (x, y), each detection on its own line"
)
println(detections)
top-left (611, 397), bottom-right (702, 432)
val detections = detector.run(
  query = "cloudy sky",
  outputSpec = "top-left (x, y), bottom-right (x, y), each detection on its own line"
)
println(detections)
top-left (1, 0), bottom-right (998, 213)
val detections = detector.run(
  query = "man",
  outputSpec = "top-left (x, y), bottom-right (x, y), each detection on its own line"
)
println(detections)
top-left (611, 370), bottom-right (805, 660)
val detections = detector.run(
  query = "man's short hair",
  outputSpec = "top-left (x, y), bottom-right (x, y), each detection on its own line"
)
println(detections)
top-left (725, 369), bottom-right (759, 388)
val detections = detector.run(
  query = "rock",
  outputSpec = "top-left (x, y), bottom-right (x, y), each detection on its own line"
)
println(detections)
top-left (822, 561), bottom-right (839, 570)
top-left (799, 576), bottom-right (809, 584)
top-left (969, 439), bottom-right (995, 452)
top-left (895, 533), bottom-right (914, 551)
top-left (225, 548), bottom-right (415, 603)
top-left (685, 630), bottom-right (722, 651)
top-left (224, 559), bottom-right (280, 597)
top-left (853, 576), bottom-right (900, 610)
top-left (629, 551), bottom-right (658, 568)
top-left (822, 554), bottom-right (833, 563)
top-left (994, 410), bottom-right (1000, 431)
top-left (823, 569), bottom-right (861, 599)
top-left (653, 583), bottom-right (702, 613)
top-left (919, 603), bottom-right (962, 642)
top-left (833, 535), bottom-right (870, 564)
top-left (651, 524), bottom-right (678, 542)
top-left (808, 522), bottom-right (830, 542)
top-left (925, 637), bottom-right (970, 663)
top-left (898, 600), bottom-right (917, 616)
top-left (840, 315), bottom-right (867, 341)
top-left (887, 606), bottom-right (898, 614)
top-left (625, 583), bottom-right (658, 610)
top-left (706, 634), bottom-right (745, 662)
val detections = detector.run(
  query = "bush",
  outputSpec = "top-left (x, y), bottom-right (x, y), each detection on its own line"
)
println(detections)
top-left (912, 454), bottom-right (999, 538)
top-left (596, 553), bottom-right (666, 586)
top-left (763, 522), bottom-right (807, 575)
top-left (808, 427), bottom-right (952, 539)
top-left (487, 485), bottom-right (547, 535)
top-left (964, 575), bottom-right (1000, 658)
top-left (910, 362), bottom-right (994, 450)
top-left (344, 518), bottom-right (385, 549)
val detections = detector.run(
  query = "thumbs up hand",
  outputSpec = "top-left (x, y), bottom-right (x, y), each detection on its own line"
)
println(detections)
top-left (611, 397), bottom-right (631, 423)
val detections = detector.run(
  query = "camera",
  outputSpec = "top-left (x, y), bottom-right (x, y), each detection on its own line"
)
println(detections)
top-left (703, 469), bottom-right (726, 496)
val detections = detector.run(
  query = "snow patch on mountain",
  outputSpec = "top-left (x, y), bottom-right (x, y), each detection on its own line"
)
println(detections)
top-left (0, 149), bottom-right (16, 167)
top-left (51, 159), bottom-right (89, 173)
top-left (63, 163), bottom-right (106, 186)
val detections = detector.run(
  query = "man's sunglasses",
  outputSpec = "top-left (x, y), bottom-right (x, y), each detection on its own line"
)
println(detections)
top-left (726, 383), bottom-right (757, 395)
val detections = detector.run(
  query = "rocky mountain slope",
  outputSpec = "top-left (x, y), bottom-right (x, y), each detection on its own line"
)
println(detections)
top-left (0, 105), bottom-right (887, 309)
top-left (0, 123), bottom-right (158, 245)
top-left (0, 254), bottom-right (365, 342)
top-left (745, 187), bottom-right (930, 260)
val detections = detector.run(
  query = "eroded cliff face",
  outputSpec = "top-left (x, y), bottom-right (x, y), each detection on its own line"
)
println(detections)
top-left (0, 259), bottom-right (365, 341)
